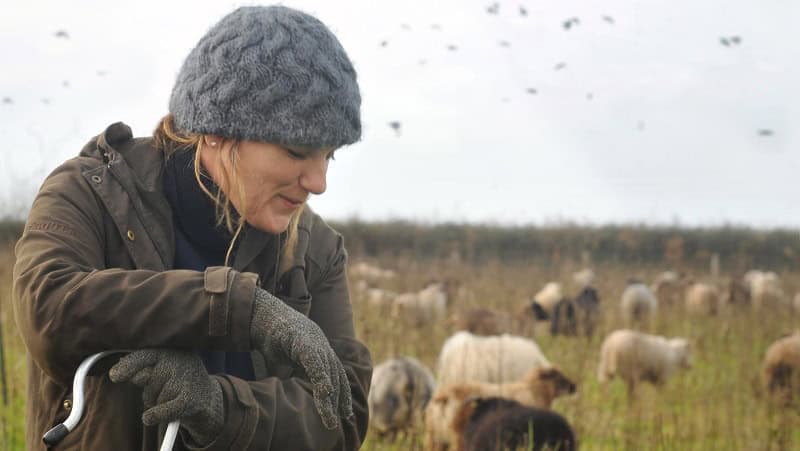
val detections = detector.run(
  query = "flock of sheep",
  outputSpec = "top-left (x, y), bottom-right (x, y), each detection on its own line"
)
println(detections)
top-left (351, 262), bottom-right (800, 450)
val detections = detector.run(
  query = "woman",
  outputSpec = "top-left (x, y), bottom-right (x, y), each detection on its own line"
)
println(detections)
top-left (13, 5), bottom-right (372, 450)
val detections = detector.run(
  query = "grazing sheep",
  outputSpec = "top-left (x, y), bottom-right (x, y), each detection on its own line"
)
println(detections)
top-left (724, 275), bottom-right (751, 306)
top-left (651, 271), bottom-right (686, 307)
top-left (452, 397), bottom-right (577, 451)
top-left (450, 307), bottom-right (517, 336)
top-left (551, 286), bottom-right (601, 336)
top-left (368, 356), bottom-right (436, 437)
top-left (685, 282), bottom-right (720, 315)
top-left (425, 367), bottom-right (576, 451)
top-left (747, 270), bottom-right (786, 309)
top-left (350, 261), bottom-right (396, 281)
top-left (572, 268), bottom-right (595, 289)
top-left (532, 282), bottom-right (564, 315)
top-left (761, 333), bottom-right (800, 404)
top-left (598, 329), bottom-right (691, 397)
top-left (437, 331), bottom-right (551, 387)
top-left (620, 281), bottom-right (657, 323)
top-left (365, 287), bottom-right (398, 312)
top-left (392, 281), bottom-right (448, 327)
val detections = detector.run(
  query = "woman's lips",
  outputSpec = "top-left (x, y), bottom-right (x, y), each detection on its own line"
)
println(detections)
top-left (279, 194), bottom-right (303, 208)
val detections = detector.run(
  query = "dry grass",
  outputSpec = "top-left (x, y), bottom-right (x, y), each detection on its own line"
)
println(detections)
top-left (1, 245), bottom-right (799, 450)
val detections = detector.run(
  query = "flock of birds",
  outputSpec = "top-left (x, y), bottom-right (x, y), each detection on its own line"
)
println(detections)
top-left (1, 3), bottom-right (776, 141)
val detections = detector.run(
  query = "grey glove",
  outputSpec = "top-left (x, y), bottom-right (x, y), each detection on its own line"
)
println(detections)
top-left (109, 349), bottom-right (224, 446)
top-left (251, 287), bottom-right (353, 429)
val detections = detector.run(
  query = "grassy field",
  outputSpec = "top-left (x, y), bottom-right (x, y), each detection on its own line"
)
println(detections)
top-left (1, 243), bottom-right (799, 450)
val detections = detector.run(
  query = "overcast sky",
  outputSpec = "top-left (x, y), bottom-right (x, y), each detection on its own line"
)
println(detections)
top-left (1, 0), bottom-right (798, 228)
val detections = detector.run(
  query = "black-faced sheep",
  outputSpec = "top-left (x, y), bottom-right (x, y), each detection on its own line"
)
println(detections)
top-left (452, 397), bottom-right (577, 451)
top-left (685, 282), bottom-right (720, 316)
top-left (551, 286), bottom-right (601, 336)
top-left (620, 281), bottom-right (657, 323)
top-left (761, 333), bottom-right (800, 404)
top-left (598, 329), bottom-right (691, 398)
top-left (368, 356), bottom-right (436, 438)
top-left (436, 331), bottom-right (551, 387)
top-left (425, 367), bottom-right (576, 451)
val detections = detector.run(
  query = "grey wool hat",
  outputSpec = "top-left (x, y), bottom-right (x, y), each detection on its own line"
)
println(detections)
top-left (169, 5), bottom-right (361, 149)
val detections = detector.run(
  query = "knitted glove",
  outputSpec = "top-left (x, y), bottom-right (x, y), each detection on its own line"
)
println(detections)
top-left (109, 349), bottom-right (224, 446)
top-left (251, 287), bottom-right (353, 429)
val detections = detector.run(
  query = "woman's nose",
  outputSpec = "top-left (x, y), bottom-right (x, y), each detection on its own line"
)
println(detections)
top-left (299, 156), bottom-right (328, 195)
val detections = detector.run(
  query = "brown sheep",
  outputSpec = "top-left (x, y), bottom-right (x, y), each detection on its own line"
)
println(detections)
top-left (685, 282), bottom-right (720, 315)
top-left (762, 333), bottom-right (800, 404)
top-left (424, 366), bottom-right (576, 451)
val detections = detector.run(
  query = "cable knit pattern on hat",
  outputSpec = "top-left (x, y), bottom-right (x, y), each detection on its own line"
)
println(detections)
top-left (169, 5), bottom-right (361, 148)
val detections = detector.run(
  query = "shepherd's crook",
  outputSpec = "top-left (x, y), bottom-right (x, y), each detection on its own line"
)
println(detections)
top-left (42, 351), bottom-right (180, 451)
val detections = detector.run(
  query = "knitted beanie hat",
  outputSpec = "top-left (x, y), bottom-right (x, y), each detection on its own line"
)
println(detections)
top-left (169, 6), bottom-right (361, 149)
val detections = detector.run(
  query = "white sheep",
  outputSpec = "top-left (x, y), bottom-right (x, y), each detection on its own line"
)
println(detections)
top-left (572, 268), bottom-right (595, 289)
top-left (620, 281), bottom-right (657, 323)
top-left (349, 261), bottom-right (396, 281)
top-left (365, 287), bottom-right (398, 312)
top-left (598, 329), bottom-right (691, 397)
top-left (424, 366), bottom-right (576, 451)
top-left (747, 270), bottom-right (786, 309)
top-left (391, 282), bottom-right (448, 327)
top-left (368, 356), bottom-right (436, 437)
top-left (761, 333), bottom-right (800, 403)
top-left (436, 331), bottom-right (551, 387)
top-left (532, 281), bottom-right (564, 314)
top-left (685, 282), bottom-right (720, 315)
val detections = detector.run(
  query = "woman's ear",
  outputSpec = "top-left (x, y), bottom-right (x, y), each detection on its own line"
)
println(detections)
top-left (203, 134), bottom-right (223, 148)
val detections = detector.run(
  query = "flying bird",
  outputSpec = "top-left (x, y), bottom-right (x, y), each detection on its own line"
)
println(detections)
top-left (431, 24), bottom-right (442, 31)
top-left (41, 97), bottom-right (51, 105)
top-left (486, 2), bottom-right (500, 14)
top-left (96, 70), bottom-right (107, 77)
top-left (526, 88), bottom-right (537, 95)
top-left (447, 44), bottom-right (458, 51)
top-left (2, 97), bottom-right (12, 105)
top-left (720, 35), bottom-right (742, 47)
top-left (499, 40), bottom-right (510, 48)
top-left (388, 121), bottom-right (402, 136)
top-left (519, 5), bottom-right (528, 16)
top-left (719, 37), bottom-right (730, 47)
top-left (554, 62), bottom-right (566, 70)
top-left (586, 92), bottom-right (594, 100)
top-left (379, 40), bottom-right (388, 47)
top-left (54, 30), bottom-right (70, 39)
top-left (562, 17), bottom-right (580, 30)
top-left (401, 23), bottom-right (411, 31)
top-left (758, 129), bottom-right (774, 137)
top-left (602, 15), bottom-right (615, 24)
top-left (730, 35), bottom-right (741, 44)
top-left (62, 80), bottom-right (70, 88)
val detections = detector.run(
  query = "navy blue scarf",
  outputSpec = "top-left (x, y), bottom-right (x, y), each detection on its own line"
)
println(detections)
top-left (162, 149), bottom-right (254, 380)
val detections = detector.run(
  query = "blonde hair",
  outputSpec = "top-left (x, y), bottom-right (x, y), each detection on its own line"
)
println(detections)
top-left (153, 114), bottom-right (302, 273)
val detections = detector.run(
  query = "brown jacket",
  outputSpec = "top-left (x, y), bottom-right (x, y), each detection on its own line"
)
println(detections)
top-left (12, 122), bottom-right (372, 450)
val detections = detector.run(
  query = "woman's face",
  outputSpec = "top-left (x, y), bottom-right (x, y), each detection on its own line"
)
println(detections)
top-left (200, 136), bottom-right (334, 234)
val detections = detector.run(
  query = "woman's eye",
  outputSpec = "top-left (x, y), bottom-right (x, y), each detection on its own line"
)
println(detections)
top-left (286, 148), bottom-right (306, 160)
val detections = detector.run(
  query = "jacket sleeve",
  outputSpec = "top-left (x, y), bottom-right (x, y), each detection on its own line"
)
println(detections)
top-left (185, 233), bottom-right (373, 451)
top-left (12, 159), bottom-right (258, 386)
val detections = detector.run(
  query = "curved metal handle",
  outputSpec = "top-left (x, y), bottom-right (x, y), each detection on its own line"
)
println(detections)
top-left (42, 351), bottom-right (180, 451)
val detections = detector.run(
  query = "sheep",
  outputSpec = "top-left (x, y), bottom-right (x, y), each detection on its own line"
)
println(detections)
top-left (747, 270), bottom-right (786, 309)
top-left (436, 331), bottom-right (551, 387)
top-left (425, 367), bottom-right (576, 451)
top-left (651, 271), bottom-right (686, 307)
top-left (452, 397), bottom-right (577, 451)
top-left (532, 281), bottom-right (564, 315)
top-left (368, 356), bottom-right (436, 438)
top-left (761, 333), bottom-right (800, 404)
top-left (598, 329), bottom-right (691, 398)
top-left (620, 281), bottom-right (657, 323)
top-left (365, 287), bottom-right (398, 312)
top-left (572, 268), bottom-right (595, 289)
top-left (349, 261), bottom-right (396, 281)
top-left (391, 281), bottom-right (448, 327)
top-left (450, 307), bottom-right (517, 336)
top-left (551, 286), bottom-right (601, 336)
top-left (685, 282), bottom-right (720, 315)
